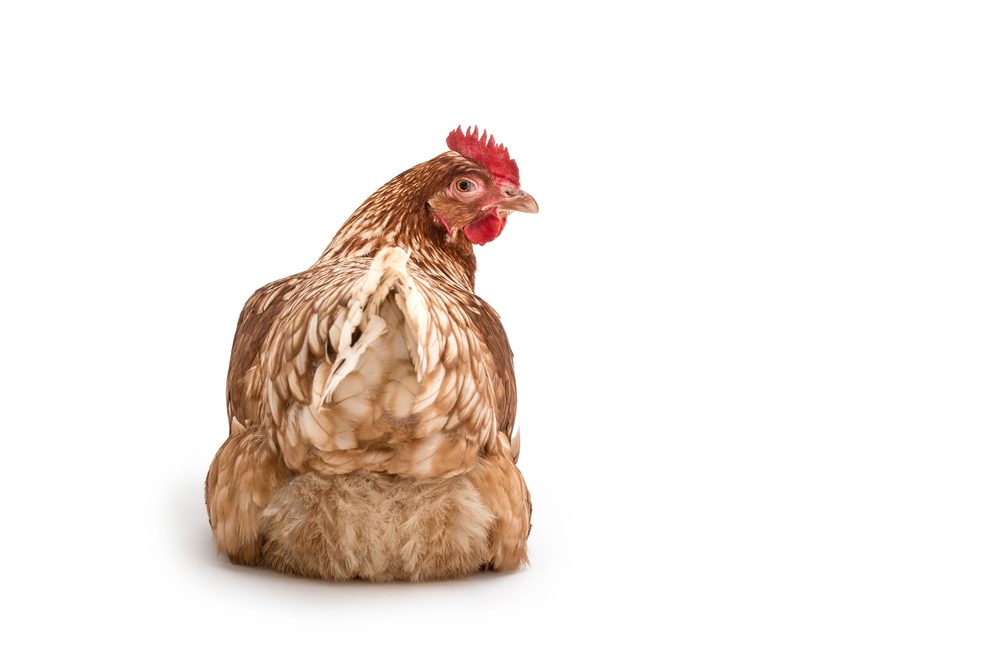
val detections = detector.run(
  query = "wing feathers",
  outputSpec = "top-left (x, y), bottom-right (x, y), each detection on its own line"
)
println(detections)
top-left (242, 246), bottom-right (511, 478)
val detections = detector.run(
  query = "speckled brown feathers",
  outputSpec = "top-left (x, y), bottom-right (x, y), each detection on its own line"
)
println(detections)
top-left (206, 145), bottom-right (533, 581)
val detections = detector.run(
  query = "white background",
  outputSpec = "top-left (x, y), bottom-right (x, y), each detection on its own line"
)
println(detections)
top-left (1, 1), bottom-right (998, 665)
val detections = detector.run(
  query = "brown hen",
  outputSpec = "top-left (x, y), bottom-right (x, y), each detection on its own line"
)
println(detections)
top-left (205, 127), bottom-right (537, 581)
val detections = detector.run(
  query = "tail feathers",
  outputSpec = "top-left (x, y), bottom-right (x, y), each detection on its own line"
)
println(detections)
top-left (321, 247), bottom-right (432, 403)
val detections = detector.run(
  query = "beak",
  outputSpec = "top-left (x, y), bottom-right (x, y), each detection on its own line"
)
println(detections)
top-left (496, 189), bottom-right (539, 215)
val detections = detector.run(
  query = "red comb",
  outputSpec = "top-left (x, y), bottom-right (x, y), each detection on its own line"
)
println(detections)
top-left (446, 125), bottom-right (520, 187)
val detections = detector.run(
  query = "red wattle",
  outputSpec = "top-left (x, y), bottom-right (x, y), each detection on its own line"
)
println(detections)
top-left (463, 213), bottom-right (506, 245)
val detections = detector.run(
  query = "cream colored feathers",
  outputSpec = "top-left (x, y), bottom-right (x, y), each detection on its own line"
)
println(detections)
top-left (205, 251), bottom-right (530, 579)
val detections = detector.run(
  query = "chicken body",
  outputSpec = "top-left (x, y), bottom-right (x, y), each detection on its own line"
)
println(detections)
top-left (205, 138), bottom-right (534, 581)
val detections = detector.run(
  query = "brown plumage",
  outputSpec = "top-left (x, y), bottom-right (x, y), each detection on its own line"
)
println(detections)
top-left (205, 127), bottom-right (537, 581)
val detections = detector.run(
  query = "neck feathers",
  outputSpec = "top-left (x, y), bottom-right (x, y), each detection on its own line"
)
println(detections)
top-left (316, 155), bottom-right (477, 290)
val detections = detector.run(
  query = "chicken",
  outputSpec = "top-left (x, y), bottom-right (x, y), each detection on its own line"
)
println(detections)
top-left (205, 126), bottom-right (537, 581)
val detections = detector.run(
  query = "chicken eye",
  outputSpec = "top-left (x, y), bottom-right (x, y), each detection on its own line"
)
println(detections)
top-left (456, 179), bottom-right (475, 193)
